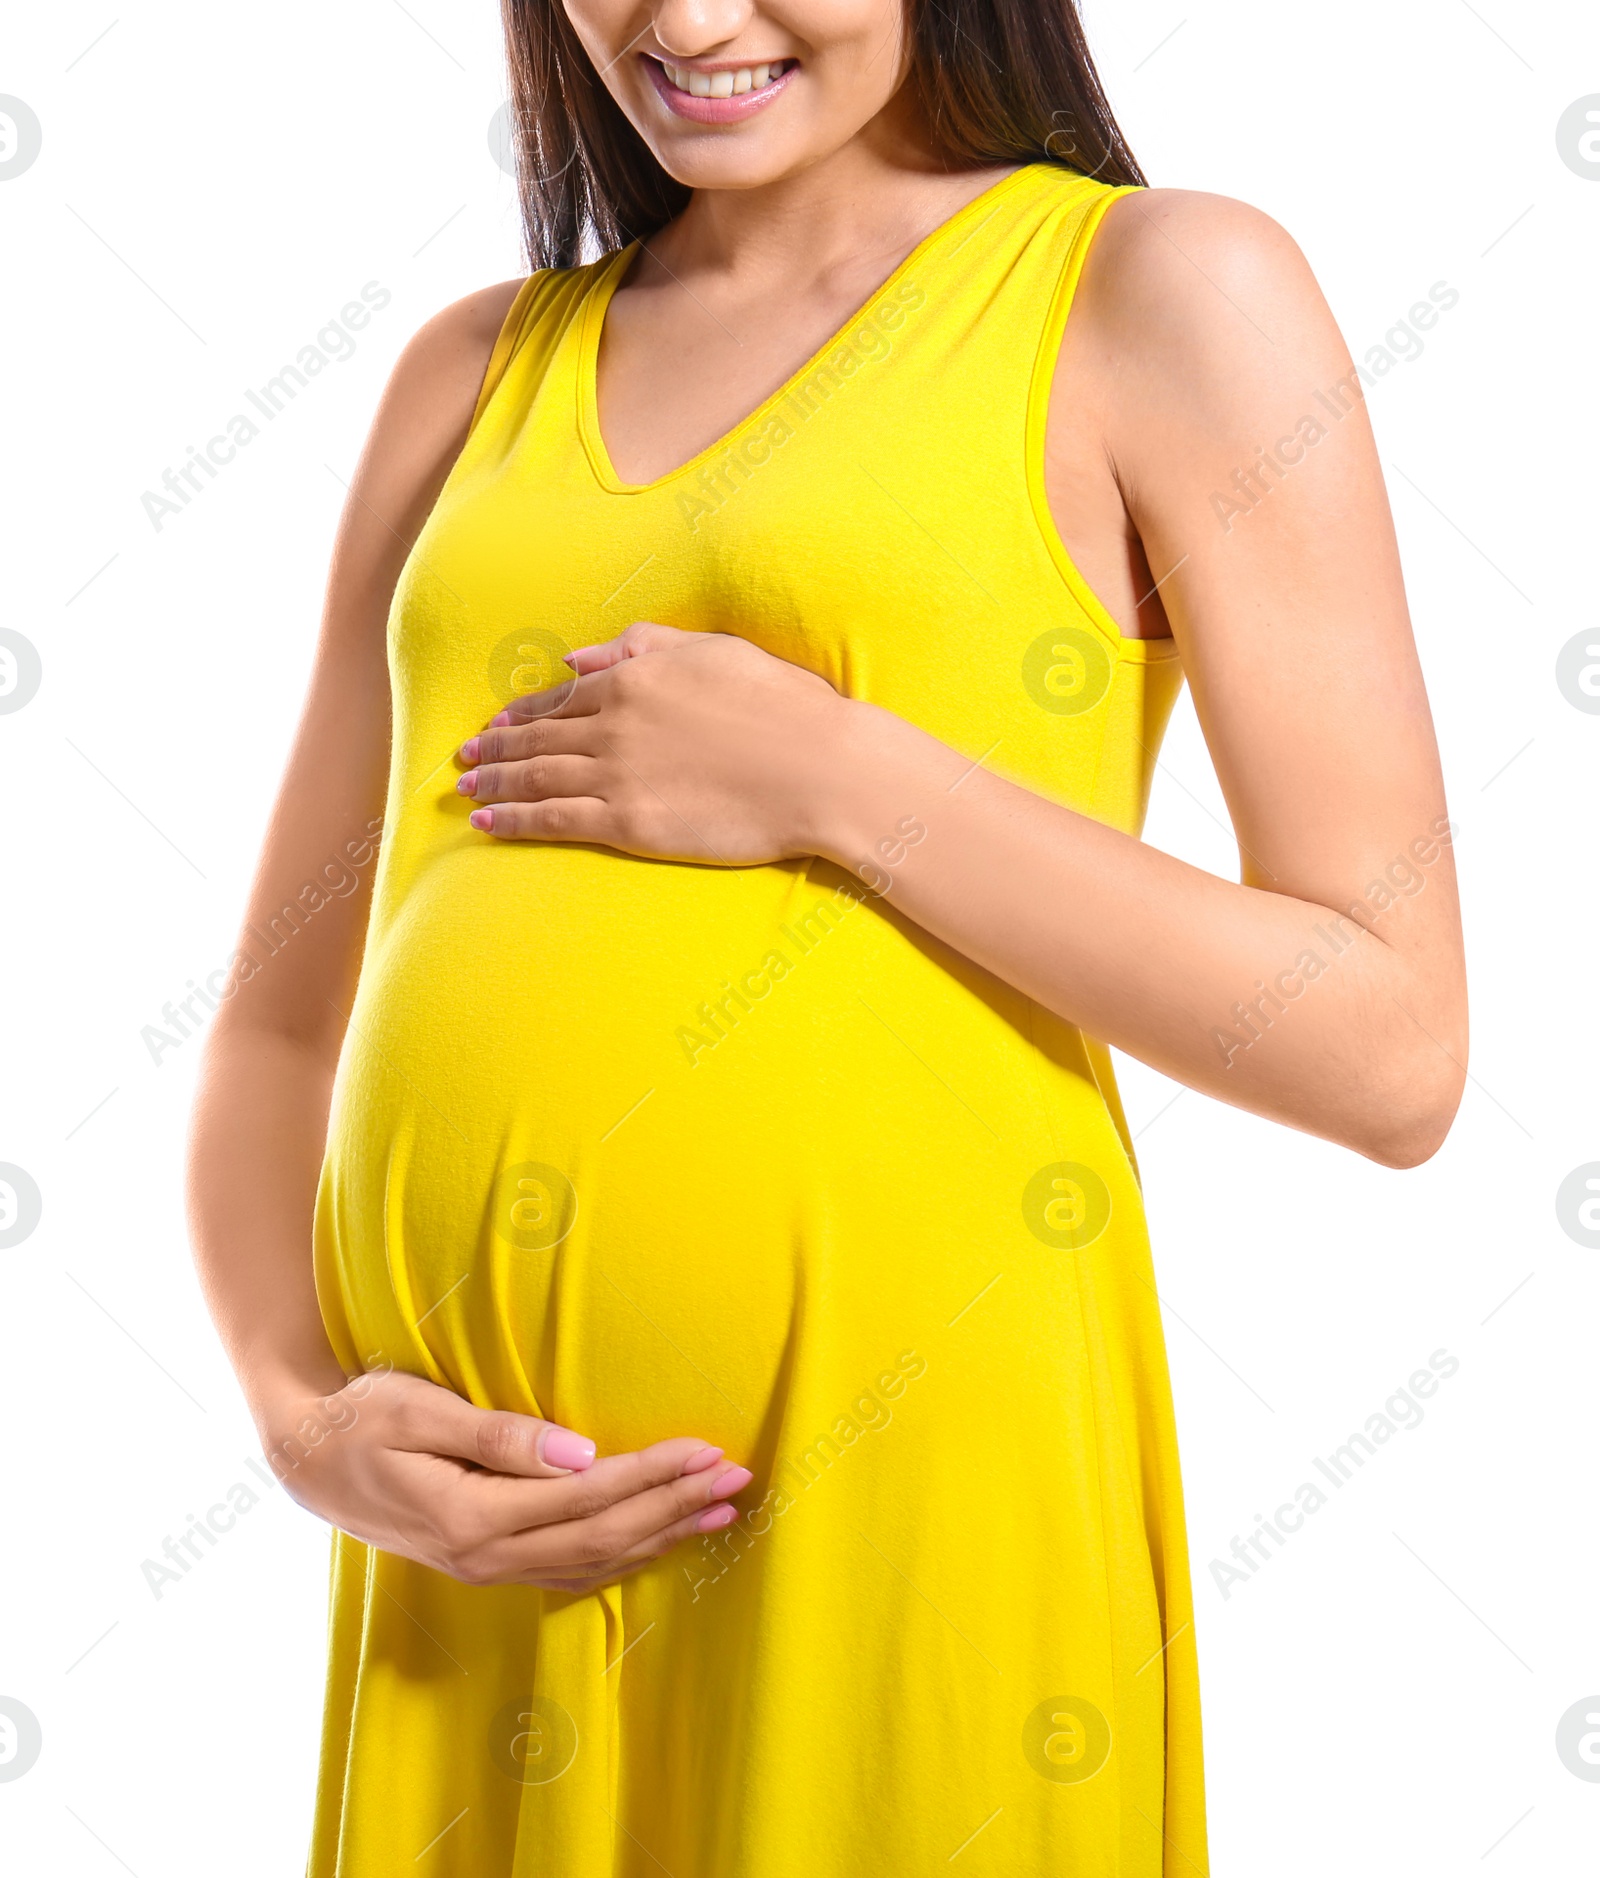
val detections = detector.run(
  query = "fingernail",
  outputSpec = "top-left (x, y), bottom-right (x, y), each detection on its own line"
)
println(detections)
top-left (459, 736), bottom-right (480, 765)
top-left (696, 1504), bottom-right (738, 1533)
top-left (456, 771), bottom-right (478, 796)
top-left (709, 1465), bottom-right (753, 1497)
top-left (469, 808), bottom-right (494, 832)
top-left (681, 1445), bottom-right (725, 1476)
top-left (560, 651), bottom-right (577, 668)
top-left (543, 1429), bottom-right (596, 1471)
top-left (491, 710), bottom-right (512, 727)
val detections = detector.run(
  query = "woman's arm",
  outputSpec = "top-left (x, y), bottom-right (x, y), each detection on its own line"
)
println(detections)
top-left (830, 189), bottom-right (1467, 1167)
top-left (188, 281), bottom-right (517, 1430)
top-left (455, 192), bottom-right (1467, 1169)
top-left (187, 283), bottom-right (750, 1588)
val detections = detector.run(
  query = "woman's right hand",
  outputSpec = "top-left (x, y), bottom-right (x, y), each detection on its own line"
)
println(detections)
top-left (259, 1369), bottom-right (751, 1594)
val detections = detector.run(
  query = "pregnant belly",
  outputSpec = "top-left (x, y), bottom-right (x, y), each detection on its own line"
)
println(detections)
top-left (314, 838), bottom-right (1131, 1458)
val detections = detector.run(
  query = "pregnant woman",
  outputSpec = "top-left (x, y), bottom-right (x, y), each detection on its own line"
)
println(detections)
top-left (188, 1), bottom-right (1467, 1873)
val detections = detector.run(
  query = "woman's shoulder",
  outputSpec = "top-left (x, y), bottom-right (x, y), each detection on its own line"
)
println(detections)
top-left (1068, 184), bottom-right (1348, 414)
top-left (373, 273), bottom-right (562, 443)
top-left (416, 256), bottom-right (619, 347)
top-left (340, 279), bottom-right (530, 496)
top-left (397, 260), bottom-right (617, 393)
top-left (1092, 185), bottom-right (1311, 292)
top-left (377, 278), bottom-right (525, 425)
top-left (427, 276), bottom-right (531, 349)
top-left (1080, 186), bottom-right (1327, 349)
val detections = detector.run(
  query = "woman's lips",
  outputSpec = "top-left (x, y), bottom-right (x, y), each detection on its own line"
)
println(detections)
top-left (642, 55), bottom-right (799, 124)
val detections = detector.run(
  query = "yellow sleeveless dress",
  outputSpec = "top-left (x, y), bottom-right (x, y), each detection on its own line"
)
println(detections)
top-left (311, 162), bottom-right (1205, 1877)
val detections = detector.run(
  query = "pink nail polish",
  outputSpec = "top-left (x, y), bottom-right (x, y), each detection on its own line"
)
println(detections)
top-left (543, 1429), bottom-right (596, 1471)
top-left (456, 771), bottom-right (477, 796)
top-left (491, 710), bottom-right (512, 728)
top-left (469, 808), bottom-right (494, 832)
top-left (710, 1465), bottom-right (753, 1497)
top-left (696, 1504), bottom-right (738, 1533)
top-left (681, 1446), bottom-right (726, 1476)
top-left (460, 737), bottom-right (480, 764)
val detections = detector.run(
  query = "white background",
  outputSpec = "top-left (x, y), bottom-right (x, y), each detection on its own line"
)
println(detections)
top-left (1, 1), bottom-right (1595, 1871)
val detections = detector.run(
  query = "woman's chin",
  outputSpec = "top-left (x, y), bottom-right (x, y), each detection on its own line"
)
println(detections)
top-left (630, 123), bottom-right (813, 195)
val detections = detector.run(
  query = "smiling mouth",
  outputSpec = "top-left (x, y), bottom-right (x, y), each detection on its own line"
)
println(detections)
top-left (650, 57), bottom-right (797, 99)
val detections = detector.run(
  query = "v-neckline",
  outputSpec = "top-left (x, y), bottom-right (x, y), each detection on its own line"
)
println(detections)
top-left (576, 163), bottom-right (1036, 496)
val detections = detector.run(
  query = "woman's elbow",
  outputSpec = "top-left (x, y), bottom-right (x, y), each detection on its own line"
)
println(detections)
top-left (1354, 1034), bottom-right (1468, 1170)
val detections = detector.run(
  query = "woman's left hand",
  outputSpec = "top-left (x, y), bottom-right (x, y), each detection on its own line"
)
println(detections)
top-left (455, 622), bottom-right (856, 865)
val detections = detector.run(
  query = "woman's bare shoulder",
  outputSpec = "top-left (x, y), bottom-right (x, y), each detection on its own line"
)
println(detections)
top-left (377, 278), bottom-right (529, 441)
top-left (340, 278), bottom-right (531, 527)
top-left (1076, 186), bottom-right (1343, 397)
top-left (1090, 187), bottom-right (1316, 306)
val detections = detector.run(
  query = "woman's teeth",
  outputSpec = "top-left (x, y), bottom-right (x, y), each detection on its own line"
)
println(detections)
top-left (660, 60), bottom-right (791, 98)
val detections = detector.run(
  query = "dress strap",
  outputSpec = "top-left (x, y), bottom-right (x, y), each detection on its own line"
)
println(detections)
top-left (467, 274), bottom-right (545, 437)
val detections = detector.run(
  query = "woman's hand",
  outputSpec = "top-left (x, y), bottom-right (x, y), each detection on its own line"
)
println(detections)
top-left (264, 1369), bottom-right (751, 1593)
top-left (455, 622), bottom-right (853, 865)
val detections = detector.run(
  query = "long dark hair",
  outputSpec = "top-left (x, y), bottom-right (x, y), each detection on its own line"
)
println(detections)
top-left (501, 0), bottom-right (1145, 269)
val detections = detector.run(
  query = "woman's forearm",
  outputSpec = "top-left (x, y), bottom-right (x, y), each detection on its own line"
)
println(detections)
top-left (813, 699), bottom-right (1466, 1167)
top-left (187, 1020), bottom-right (350, 1436)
